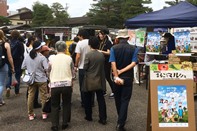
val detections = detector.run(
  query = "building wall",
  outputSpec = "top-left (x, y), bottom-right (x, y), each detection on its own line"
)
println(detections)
top-left (0, 0), bottom-right (8, 16)
top-left (10, 19), bottom-right (32, 25)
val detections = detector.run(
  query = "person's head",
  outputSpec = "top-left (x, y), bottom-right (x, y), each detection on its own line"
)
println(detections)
top-left (116, 29), bottom-right (129, 42)
top-left (18, 35), bottom-right (24, 43)
top-left (163, 33), bottom-right (174, 42)
top-left (88, 36), bottom-right (100, 49)
top-left (27, 36), bottom-right (35, 47)
top-left (98, 29), bottom-right (109, 41)
top-left (40, 45), bottom-right (51, 57)
top-left (160, 36), bottom-right (167, 45)
top-left (11, 30), bottom-right (20, 39)
top-left (29, 40), bottom-right (43, 59)
top-left (25, 32), bottom-right (31, 39)
top-left (0, 30), bottom-right (5, 42)
top-left (73, 36), bottom-right (79, 43)
top-left (55, 41), bottom-right (67, 53)
top-left (77, 29), bottom-right (89, 40)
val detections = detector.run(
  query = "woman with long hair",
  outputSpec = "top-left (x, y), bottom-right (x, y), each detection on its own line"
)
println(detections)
top-left (98, 29), bottom-right (114, 98)
top-left (0, 30), bottom-right (14, 106)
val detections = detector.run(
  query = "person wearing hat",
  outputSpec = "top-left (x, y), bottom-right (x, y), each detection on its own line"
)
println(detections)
top-left (109, 29), bottom-right (138, 131)
top-left (21, 40), bottom-right (49, 121)
top-left (40, 45), bottom-right (52, 58)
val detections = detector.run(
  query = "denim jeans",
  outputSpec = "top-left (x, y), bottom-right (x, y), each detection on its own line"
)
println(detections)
top-left (0, 64), bottom-right (8, 102)
top-left (6, 65), bottom-right (22, 94)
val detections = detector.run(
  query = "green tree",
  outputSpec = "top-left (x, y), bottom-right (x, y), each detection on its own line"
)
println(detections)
top-left (32, 1), bottom-right (54, 27)
top-left (164, 0), bottom-right (197, 8)
top-left (121, 0), bottom-right (152, 21)
top-left (50, 2), bottom-right (69, 26)
top-left (187, 0), bottom-right (197, 5)
top-left (0, 16), bottom-right (11, 25)
top-left (165, 0), bottom-right (183, 6)
top-left (87, 0), bottom-right (152, 28)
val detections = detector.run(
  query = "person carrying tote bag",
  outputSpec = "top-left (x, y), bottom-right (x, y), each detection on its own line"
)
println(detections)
top-left (82, 36), bottom-right (107, 125)
top-left (21, 40), bottom-right (48, 121)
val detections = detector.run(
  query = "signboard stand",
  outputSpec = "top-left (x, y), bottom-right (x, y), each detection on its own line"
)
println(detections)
top-left (147, 64), bottom-right (196, 131)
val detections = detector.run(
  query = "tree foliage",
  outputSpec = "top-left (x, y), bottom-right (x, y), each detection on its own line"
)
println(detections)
top-left (32, 2), bottom-right (53, 27)
top-left (187, 0), bottom-right (197, 5)
top-left (32, 2), bottom-right (69, 27)
top-left (164, 0), bottom-right (197, 8)
top-left (87, 0), bottom-right (152, 28)
top-left (50, 2), bottom-right (69, 26)
top-left (0, 16), bottom-right (11, 26)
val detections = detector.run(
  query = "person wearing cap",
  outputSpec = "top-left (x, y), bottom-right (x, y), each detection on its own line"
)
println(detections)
top-left (40, 45), bottom-right (52, 58)
top-left (21, 40), bottom-right (49, 121)
top-left (109, 29), bottom-right (138, 131)
top-left (98, 29), bottom-right (114, 98)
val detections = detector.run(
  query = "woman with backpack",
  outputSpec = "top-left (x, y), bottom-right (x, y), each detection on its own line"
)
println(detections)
top-left (0, 30), bottom-right (15, 106)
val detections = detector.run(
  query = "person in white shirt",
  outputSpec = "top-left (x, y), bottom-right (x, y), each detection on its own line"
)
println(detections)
top-left (75, 29), bottom-right (91, 107)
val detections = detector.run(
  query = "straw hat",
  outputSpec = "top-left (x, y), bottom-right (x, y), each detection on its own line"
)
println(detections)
top-left (116, 29), bottom-right (129, 39)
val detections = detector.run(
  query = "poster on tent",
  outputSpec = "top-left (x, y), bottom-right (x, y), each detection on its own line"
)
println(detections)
top-left (190, 33), bottom-right (197, 53)
top-left (146, 32), bottom-right (161, 54)
top-left (158, 85), bottom-right (188, 127)
top-left (135, 30), bottom-right (146, 47)
top-left (174, 31), bottom-right (191, 53)
top-left (127, 30), bottom-right (136, 45)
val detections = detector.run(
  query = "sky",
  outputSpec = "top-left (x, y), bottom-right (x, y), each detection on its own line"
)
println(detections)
top-left (7, 0), bottom-right (167, 17)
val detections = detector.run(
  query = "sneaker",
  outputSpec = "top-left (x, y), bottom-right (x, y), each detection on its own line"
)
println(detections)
top-left (42, 113), bottom-right (48, 120)
top-left (103, 92), bottom-right (107, 97)
top-left (6, 88), bottom-right (10, 98)
top-left (0, 100), bottom-right (5, 106)
top-left (28, 114), bottom-right (36, 121)
top-left (109, 93), bottom-right (114, 99)
top-left (134, 80), bottom-right (139, 84)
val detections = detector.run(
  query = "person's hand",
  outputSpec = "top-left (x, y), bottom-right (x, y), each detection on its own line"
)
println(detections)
top-left (114, 77), bottom-right (124, 85)
top-left (11, 68), bottom-right (15, 74)
top-left (117, 70), bottom-right (121, 75)
top-left (98, 50), bottom-right (103, 53)
top-left (74, 67), bottom-right (78, 72)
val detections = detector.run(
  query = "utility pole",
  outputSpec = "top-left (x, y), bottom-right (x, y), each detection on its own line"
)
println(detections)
top-left (65, 3), bottom-right (69, 12)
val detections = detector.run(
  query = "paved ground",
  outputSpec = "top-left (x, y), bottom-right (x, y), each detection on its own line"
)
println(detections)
top-left (0, 78), bottom-right (196, 131)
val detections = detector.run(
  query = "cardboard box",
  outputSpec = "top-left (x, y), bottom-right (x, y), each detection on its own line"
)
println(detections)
top-left (193, 82), bottom-right (197, 94)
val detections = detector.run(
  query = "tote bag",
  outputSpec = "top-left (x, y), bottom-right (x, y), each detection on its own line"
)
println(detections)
top-left (22, 72), bottom-right (35, 85)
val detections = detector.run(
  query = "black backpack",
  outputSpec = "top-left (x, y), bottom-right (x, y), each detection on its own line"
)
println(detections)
top-left (0, 42), bottom-right (6, 68)
top-left (10, 40), bottom-right (23, 60)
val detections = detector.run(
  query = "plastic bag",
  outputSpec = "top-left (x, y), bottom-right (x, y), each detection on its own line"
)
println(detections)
top-left (11, 73), bottom-right (18, 86)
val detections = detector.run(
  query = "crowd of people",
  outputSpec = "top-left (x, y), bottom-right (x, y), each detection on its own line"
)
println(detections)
top-left (0, 28), bottom-right (138, 131)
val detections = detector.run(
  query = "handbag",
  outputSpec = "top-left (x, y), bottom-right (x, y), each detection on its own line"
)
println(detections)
top-left (22, 72), bottom-right (35, 85)
top-left (43, 97), bottom-right (51, 113)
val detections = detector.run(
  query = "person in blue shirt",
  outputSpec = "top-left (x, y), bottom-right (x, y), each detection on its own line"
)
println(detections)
top-left (109, 29), bottom-right (138, 131)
